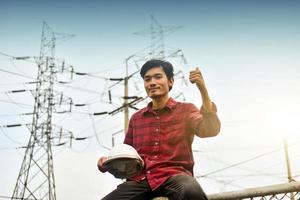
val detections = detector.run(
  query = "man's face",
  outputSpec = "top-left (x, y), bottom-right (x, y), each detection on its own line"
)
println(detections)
top-left (143, 67), bottom-right (173, 99)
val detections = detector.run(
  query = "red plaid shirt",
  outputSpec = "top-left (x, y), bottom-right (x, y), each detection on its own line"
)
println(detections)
top-left (124, 97), bottom-right (220, 190)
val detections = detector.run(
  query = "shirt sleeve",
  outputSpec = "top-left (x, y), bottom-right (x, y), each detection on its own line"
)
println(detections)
top-left (188, 102), bottom-right (221, 138)
top-left (124, 116), bottom-right (134, 145)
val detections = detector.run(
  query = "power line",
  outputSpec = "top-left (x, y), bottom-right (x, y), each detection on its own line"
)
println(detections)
top-left (0, 68), bottom-right (35, 79)
top-left (198, 152), bottom-right (282, 181)
top-left (0, 52), bottom-right (32, 60)
top-left (198, 148), bottom-right (283, 178)
top-left (0, 127), bottom-right (24, 145)
top-left (90, 115), bottom-right (111, 150)
top-left (0, 51), bottom-right (16, 58)
top-left (202, 175), bottom-right (245, 190)
top-left (0, 146), bottom-right (20, 150)
top-left (197, 140), bottom-right (300, 178)
top-left (0, 81), bottom-right (36, 86)
top-left (0, 195), bottom-right (41, 200)
top-left (2, 107), bottom-right (31, 115)
top-left (0, 99), bottom-right (33, 107)
top-left (56, 82), bottom-right (102, 94)
top-left (62, 69), bottom-right (109, 80)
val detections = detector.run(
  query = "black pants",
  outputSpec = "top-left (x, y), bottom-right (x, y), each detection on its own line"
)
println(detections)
top-left (101, 174), bottom-right (208, 200)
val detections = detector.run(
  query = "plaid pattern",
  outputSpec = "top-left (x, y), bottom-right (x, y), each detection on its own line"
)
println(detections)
top-left (124, 97), bottom-right (220, 190)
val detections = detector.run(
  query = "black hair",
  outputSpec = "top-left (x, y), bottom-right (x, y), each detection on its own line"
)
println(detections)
top-left (140, 59), bottom-right (174, 91)
top-left (140, 59), bottom-right (174, 80)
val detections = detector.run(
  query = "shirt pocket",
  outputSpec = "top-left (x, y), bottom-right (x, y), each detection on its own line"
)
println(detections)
top-left (165, 123), bottom-right (186, 146)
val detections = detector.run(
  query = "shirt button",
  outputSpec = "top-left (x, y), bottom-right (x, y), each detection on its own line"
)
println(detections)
top-left (156, 116), bottom-right (160, 119)
top-left (155, 128), bottom-right (159, 132)
top-left (147, 170), bottom-right (150, 174)
top-left (154, 155), bottom-right (158, 159)
top-left (155, 142), bottom-right (159, 145)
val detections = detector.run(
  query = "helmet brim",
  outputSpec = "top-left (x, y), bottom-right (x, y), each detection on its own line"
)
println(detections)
top-left (103, 157), bottom-right (144, 179)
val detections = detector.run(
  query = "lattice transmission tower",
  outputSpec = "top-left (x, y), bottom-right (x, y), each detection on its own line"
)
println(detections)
top-left (11, 22), bottom-right (73, 200)
top-left (134, 15), bottom-right (183, 60)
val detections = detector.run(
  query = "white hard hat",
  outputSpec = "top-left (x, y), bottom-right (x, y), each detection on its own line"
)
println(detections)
top-left (103, 144), bottom-right (144, 179)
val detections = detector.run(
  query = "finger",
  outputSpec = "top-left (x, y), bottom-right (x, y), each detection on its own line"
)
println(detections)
top-left (97, 160), bottom-right (103, 169)
top-left (190, 72), bottom-right (201, 76)
top-left (190, 69), bottom-right (201, 74)
top-left (101, 157), bottom-right (107, 163)
top-left (189, 77), bottom-right (198, 81)
top-left (189, 71), bottom-right (200, 76)
top-left (99, 157), bottom-right (107, 165)
top-left (196, 68), bottom-right (202, 75)
top-left (190, 72), bottom-right (203, 79)
top-left (189, 78), bottom-right (196, 83)
top-left (189, 74), bottom-right (201, 79)
top-left (189, 74), bottom-right (200, 79)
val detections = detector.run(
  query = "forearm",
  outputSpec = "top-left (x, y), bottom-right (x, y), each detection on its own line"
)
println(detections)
top-left (197, 82), bottom-right (214, 112)
top-left (198, 84), bottom-right (220, 137)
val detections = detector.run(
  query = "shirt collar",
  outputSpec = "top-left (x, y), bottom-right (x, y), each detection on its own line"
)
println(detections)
top-left (142, 97), bottom-right (177, 115)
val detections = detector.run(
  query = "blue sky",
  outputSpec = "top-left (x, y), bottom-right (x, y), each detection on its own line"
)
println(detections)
top-left (1, 1), bottom-right (300, 199)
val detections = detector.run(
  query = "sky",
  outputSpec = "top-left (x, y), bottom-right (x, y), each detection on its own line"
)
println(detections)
top-left (0, 0), bottom-right (300, 199)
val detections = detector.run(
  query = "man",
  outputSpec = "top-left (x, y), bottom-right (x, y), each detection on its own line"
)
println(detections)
top-left (98, 59), bottom-right (220, 200)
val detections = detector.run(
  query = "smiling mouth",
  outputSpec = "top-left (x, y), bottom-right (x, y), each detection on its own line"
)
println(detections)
top-left (149, 88), bottom-right (158, 92)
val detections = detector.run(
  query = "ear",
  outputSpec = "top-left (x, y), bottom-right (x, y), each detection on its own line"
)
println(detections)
top-left (168, 78), bottom-right (174, 89)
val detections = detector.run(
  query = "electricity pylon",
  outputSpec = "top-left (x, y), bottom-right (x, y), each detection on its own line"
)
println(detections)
top-left (134, 15), bottom-right (183, 60)
top-left (11, 22), bottom-right (73, 200)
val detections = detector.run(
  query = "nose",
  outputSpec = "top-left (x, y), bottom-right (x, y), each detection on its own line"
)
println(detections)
top-left (150, 82), bottom-right (156, 87)
top-left (148, 78), bottom-right (156, 87)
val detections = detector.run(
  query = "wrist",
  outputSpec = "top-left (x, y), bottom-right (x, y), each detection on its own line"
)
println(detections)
top-left (196, 82), bottom-right (206, 90)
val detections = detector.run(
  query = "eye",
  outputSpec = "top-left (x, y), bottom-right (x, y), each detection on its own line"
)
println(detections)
top-left (154, 74), bottom-right (162, 79)
top-left (144, 77), bottom-right (151, 82)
